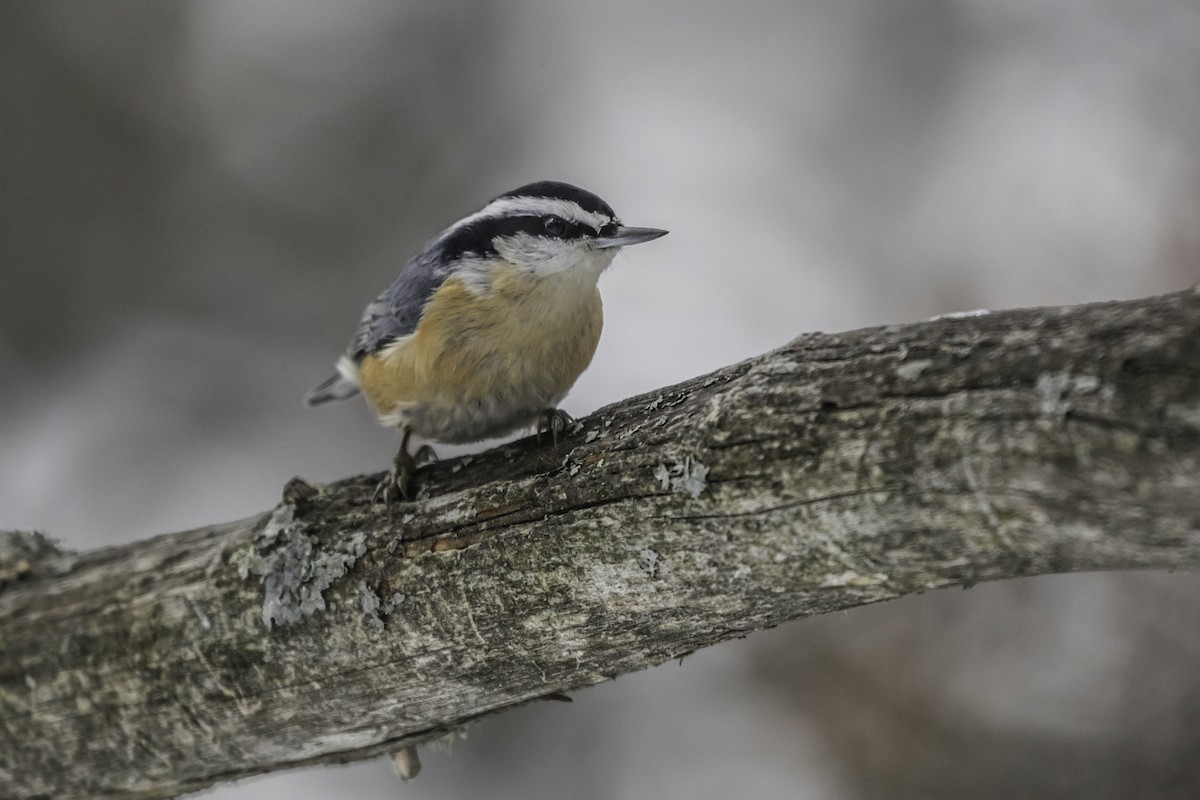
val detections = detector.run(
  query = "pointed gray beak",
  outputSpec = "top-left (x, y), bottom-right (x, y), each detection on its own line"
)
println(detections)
top-left (594, 226), bottom-right (669, 250)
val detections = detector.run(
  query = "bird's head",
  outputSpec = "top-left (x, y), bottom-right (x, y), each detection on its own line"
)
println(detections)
top-left (435, 180), bottom-right (667, 288)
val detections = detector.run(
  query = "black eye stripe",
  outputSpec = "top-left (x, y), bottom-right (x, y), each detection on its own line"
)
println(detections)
top-left (561, 219), bottom-right (589, 238)
top-left (439, 215), bottom-right (593, 264)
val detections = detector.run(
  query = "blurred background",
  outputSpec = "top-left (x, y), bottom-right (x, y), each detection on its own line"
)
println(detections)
top-left (3, 1), bottom-right (1200, 797)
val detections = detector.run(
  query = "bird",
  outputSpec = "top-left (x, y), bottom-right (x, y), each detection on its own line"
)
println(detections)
top-left (305, 180), bottom-right (668, 509)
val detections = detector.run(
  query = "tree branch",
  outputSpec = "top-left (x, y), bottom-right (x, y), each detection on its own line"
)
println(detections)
top-left (3, 290), bottom-right (1200, 799)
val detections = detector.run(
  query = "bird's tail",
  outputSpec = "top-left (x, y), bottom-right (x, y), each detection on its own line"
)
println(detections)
top-left (304, 357), bottom-right (362, 406)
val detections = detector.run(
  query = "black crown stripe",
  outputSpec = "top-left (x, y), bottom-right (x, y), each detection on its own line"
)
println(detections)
top-left (495, 181), bottom-right (616, 220)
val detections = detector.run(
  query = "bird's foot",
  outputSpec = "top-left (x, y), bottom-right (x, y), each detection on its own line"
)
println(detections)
top-left (537, 408), bottom-right (575, 450)
top-left (372, 444), bottom-right (438, 520)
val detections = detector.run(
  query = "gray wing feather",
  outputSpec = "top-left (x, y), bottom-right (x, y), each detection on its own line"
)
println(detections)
top-left (305, 239), bottom-right (451, 408)
top-left (349, 243), bottom-right (449, 360)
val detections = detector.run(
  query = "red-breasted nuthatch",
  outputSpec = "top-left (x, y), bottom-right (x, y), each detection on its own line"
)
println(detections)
top-left (305, 181), bottom-right (667, 507)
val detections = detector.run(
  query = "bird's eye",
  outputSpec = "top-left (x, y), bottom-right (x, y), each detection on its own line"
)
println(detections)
top-left (543, 216), bottom-right (567, 237)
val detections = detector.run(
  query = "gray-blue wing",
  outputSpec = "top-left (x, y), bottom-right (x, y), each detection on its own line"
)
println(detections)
top-left (305, 243), bottom-right (448, 407)
top-left (350, 245), bottom-right (448, 360)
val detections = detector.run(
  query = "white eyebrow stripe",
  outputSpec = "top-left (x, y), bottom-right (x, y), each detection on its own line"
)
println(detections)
top-left (442, 196), bottom-right (613, 238)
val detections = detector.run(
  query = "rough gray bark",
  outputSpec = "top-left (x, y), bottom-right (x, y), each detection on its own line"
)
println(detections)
top-left (3, 290), bottom-right (1200, 800)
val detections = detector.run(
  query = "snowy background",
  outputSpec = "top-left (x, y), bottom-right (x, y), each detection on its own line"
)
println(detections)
top-left (3, 1), bottom-right (1199, 798)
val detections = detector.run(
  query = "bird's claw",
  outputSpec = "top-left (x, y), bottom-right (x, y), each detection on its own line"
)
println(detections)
top-left (373, 441), bottom-right (439, 520)
top-left (371, 465), bottom-right (411, 522)
top-left (537, 408), bottom-right (574, 450)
